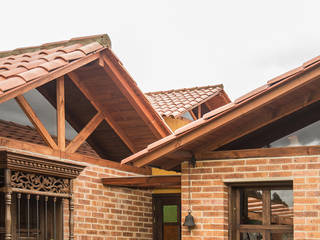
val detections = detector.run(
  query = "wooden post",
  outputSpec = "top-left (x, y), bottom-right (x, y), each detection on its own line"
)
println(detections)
top-left (69, 180), bottom-right (74, 240)
top-left (57, 76), bottom-right (65, 151)
top-left (4, 169), bottom-right (12, 240)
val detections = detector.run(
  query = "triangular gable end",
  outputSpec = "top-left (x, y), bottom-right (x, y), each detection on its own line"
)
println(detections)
top-left (0, 34), bottom-right (171, 163)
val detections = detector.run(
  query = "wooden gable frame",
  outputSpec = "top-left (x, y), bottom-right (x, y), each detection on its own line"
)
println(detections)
top-left (121, 58), bottom-right (320, 169)
top-left (0, 35), bottom-right (171, 174)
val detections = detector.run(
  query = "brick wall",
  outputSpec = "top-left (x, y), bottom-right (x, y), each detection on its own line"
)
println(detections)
top-left (64, 164), bottom-right (153, 240)
top-left (181, 155), bottom-right (320, 240)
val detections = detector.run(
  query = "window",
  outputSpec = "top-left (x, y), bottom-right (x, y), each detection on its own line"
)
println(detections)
top-left (229, 182), bottom-right (293, 240)
top-left (270, 120), bottom-right (320, 148)
top-left (0, 151), bottom-right (84, 240)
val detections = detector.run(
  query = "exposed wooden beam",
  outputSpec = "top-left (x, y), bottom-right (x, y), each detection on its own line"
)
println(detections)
top-left (198, 146), bottom-right (320, 161)
top-left (98, 52), bottom-right (105, 67)
top-left (56, 76), bottom-right (65, 151)
top-left (101, 175), bottom-right (181, 188)
top-left (15, 95), bottom-right (58, 150)
top-left (127, 66), bottom-right (320, 167)
top-left (189, 110), bottom-right (197, 120)
top-left (67, 72), bottom-right (137, 153)
top-left (66, 112), bottom-right (104, 153)
top-left (101, 51), bottom-right (170, 138)
top-left (0, 52), bottom-right (100, 105)
top-left (0, 136), bottom-right (151, 175)
top-left (196, 83), bottom-right (320, 153)
top-left (198, 105), bottom-right (201, 118)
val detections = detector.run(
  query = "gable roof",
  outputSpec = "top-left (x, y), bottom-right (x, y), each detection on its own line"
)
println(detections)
top-left (0, 34), bottom-right (172, 162)
top-left (0, 34), bottom-right (109, 101)
top-left (121, 54), bottom-right (320, 169)
top-left (145, 85), bottom-right (230, 118)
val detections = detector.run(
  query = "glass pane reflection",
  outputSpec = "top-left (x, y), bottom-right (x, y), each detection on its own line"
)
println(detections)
top-left (240, 189), bottom-right (263, 225)
top-left (241, 232), bottom-right (263, 240)
top-left (271, 232), bottom-right (293, 240)
top-left (271, 190), bottom-right (293, 225)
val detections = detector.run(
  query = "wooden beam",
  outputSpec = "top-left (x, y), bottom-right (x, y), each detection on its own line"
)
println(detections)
top-left (196, 86), bottom-right (320, 153)
top-left (0, 52), bottom-right (100, 105)
top-left (102, 51), bottom-right (170, 138)
top-left (66, 112), bottom-right (104, 153)
top-left (101, 175), bottom-right (181, 188)
top-left (56, 76), bottom-right (65, 151)
top-left (127, 66), bottom-right (320, 167)
top-left (189, 110), bottom-right (197, 120)
top-left (198, 105), bottom-right (201, 118)
top-left (0, 136), bottom-right (151, 175)
top-left (198, 145), bottom-right (320, 160)
top-left (67, 72), bottom-right (137, 153)
top-left (15, 95), bottom-right (58, 150)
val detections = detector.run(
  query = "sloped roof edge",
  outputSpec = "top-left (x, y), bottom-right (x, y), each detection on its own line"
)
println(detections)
top-left (121, 53), bottom-right (320, 168)
top-left (0, 34), bottom-right (111, 58)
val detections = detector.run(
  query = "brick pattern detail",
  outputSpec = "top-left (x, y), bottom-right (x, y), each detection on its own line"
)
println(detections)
top-left (64, 164), bottom-right (153, 240)
top-left (181, 156), bottom-right (320, 240)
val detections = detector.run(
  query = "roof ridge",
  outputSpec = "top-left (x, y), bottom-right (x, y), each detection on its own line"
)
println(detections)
top-left (0, 34), bottom-right (111, 59)
top-left (144, 84), bottom-right (223, 95)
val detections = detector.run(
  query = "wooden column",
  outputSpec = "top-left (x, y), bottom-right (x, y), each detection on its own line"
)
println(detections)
top-left (4, 169), bottom-right (12, 240)
top-left (69, 180), bottom-right (74, 240)
top-left (57, 76), bottom-right (65, 151)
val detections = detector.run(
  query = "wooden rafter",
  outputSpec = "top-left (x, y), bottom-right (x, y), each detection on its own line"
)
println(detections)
top-left (197, 105), bottom-right (201, 118)
top-left (125, 66), bottom-right (320, 168)
top-left (66, 112), bottom-right (104, 153)
top-left (189, 110), bottom-right (197, 120)
top-left (0, 52), bottom-right (100, 105)
top-left (15, 95), bottom-right (58, 150)
top-left (56, 76), bottom-right (65, 151)
top-left (198, 146), bottom-right (320, 160)
top-left (101, 51), bottom-right (169, 138)
top-left (67, 72), bottom-right (137, 153)
top-left (0, 136), bottom-right (151, 175)
top-left (196, 85), bottom-right (320, 153)
top-left (101, 175), bottom-right (181, 188)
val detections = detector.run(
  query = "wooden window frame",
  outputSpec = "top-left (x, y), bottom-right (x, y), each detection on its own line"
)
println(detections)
top-left (228, 181), bottom-right (293, 240)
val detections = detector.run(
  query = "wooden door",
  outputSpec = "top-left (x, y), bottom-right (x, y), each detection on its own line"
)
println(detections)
top-left (153, 194), bottom-right (181, 240)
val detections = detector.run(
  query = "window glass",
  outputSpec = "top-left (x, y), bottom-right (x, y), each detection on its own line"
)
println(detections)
top-left (163, 205), bottom-right (178, 223)
top-left (180, 111), bottom-right (194, 121)
top-left (231, 184), bottom-right (293, 240)
top-left (241, 232), bottom-right (263, 239)
top-left (271, 189), bottom-right (293, 225)
top-left (270, 120), bottom-right (320, 148)
top-left (240, 189), bottom-right (263, 225)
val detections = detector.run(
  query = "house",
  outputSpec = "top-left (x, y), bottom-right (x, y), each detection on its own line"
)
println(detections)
top-left (1, 33), bottom-right (318, 240)
top-left (123, 51), bottom-right (320, 239)
top-left (0, 34), bottom-right (229, 240)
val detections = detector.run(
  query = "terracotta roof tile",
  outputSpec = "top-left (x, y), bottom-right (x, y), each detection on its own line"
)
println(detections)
top-left (0, 77), bottom-right (25, 91)
top-left (0, 119), bottom-right (99, 158)
top-left (0, 34), bottom-right (110, 97)
top-left (145, 85), bottom-right (223, 117)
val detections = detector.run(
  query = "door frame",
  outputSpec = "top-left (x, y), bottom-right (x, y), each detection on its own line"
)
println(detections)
top-left (152, 193), bottom-right (181, 240)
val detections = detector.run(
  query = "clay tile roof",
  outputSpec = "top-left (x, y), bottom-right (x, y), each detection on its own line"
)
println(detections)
top-left (145, 84), bottom-right (224, 117)
top-left (0, 119), bottom-right (99, 158)
top-left (0, 34), bottom-right (111, 95)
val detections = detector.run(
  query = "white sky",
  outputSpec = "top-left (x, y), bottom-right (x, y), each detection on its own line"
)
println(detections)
top-left (1, 0), bottom-right (320, 101)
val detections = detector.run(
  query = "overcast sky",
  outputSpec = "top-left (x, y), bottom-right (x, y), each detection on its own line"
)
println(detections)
top-left (2, 0), bottom-right (320, 100)
top-left (1, 0), bottom-right (320, 138)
